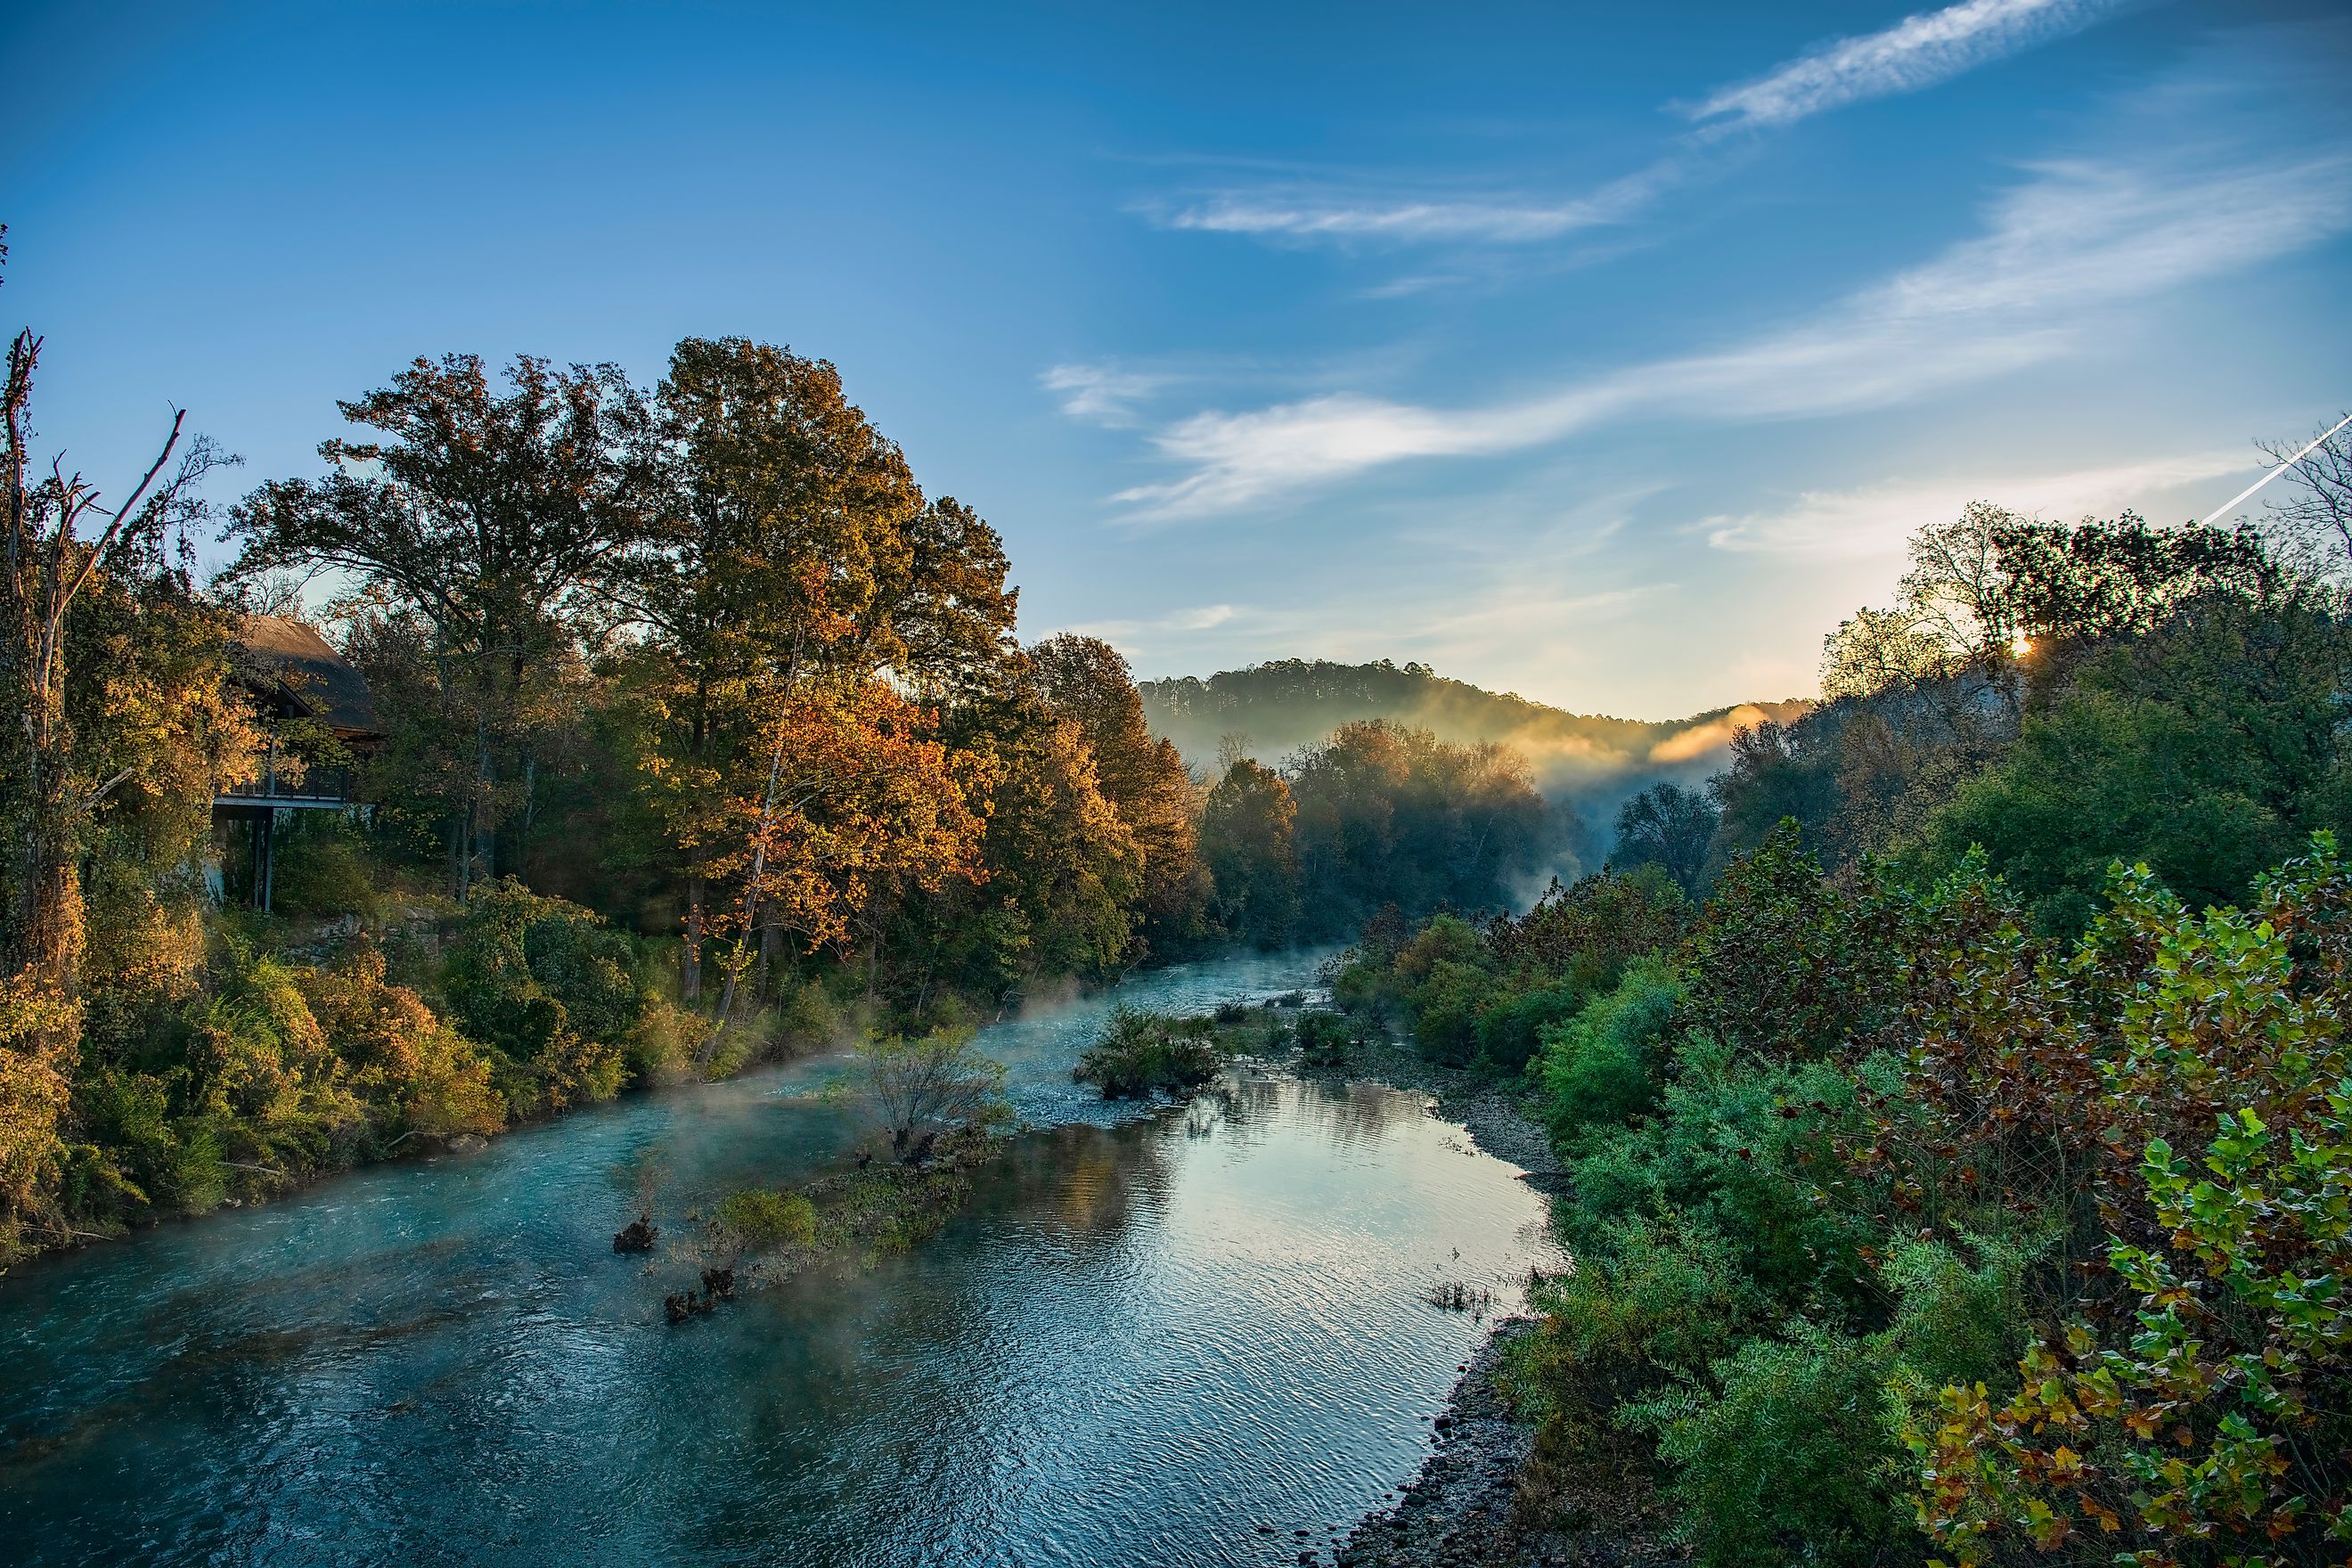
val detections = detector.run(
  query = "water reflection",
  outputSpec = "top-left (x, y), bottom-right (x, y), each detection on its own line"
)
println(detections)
top-left (0, 955), bottom-right (1563, 1566)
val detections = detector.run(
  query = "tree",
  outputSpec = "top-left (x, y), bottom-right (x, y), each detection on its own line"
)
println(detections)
top-left (1025, 633), bottom-right (1205, 950)
top-left (1, 296), bottom-right (258, 1252)
top-left (1199, 756), bottom-right (1301, 945)
top-left (878, 677), bottom-right (1144, 1002)
top-left (225, 353), bottom-right (656, 896)
top-left (1915, 596), bottom-right (2348, 932)
top-left (701, 680), bottom-right (989, 1019)
top-left (3, 332), bottom-right (239, 986)
top-left (1820, 604), bottom-right (1966, 701)
top-left (622, 339), bottom-right (1013, 1002)
top-left (1288, 720), bottom-right (1552, 933)
top-left (2256, 409), bottom-right (2352, 580)
top-left (853, 1025), bottom-right (1004, 1157)
top-left (1977, 511), bottom-right (2292, 663)
top-left (1611, 782), bottom-right (1719, 895)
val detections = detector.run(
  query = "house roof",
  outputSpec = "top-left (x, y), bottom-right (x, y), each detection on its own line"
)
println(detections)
top-left (233, 616), bottom-right (382, 739)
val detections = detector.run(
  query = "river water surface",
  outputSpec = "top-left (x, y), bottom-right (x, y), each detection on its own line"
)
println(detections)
top-left (0, 952), bottom-right (1563, 1566)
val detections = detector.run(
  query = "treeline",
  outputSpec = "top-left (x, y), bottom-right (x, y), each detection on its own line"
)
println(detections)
top-left (1141, 655), bottom-right (1808, 803)
top-left (1336, 478), bottom-right (2352, 1567)
top-left (0, 286), bottom-right (1564, 1258)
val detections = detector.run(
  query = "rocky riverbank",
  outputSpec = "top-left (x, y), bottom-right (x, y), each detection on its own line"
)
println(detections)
top-left (1326, 1319), bottom-right (1682, 1568)
top-left (1335, 1029), bottom-right (1564, 1181)
top-left (1309, 1024), bottom-right (1678, 1568)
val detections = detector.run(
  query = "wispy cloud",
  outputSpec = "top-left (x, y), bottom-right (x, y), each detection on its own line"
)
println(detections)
top-left (1148, 165), bottom-right (1672, 246)
top-left (1702, 449), bottom-right (2257, 557)
top-left (1686, 0), bottom-right (2129, 132)
top-left (1110, 140), bottom-right (2352, 519)
top-left (1055, 600), bottom-right (1245, 650)
top-left (1041, 363), bottom-right (1180, 428)
top-left (1138, 0), bottom-right (2130, 251)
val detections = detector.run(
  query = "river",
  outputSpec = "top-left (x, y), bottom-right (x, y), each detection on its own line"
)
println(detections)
top-left (0, 951), bottom-right (1564, 1566)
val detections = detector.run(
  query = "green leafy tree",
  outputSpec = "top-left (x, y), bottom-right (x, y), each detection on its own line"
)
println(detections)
top-left (225, 354), bottom-right (656, 896)
top-left (1199, 756), bottom-right (1301, 946)
top-left (1613, 781), bottom-right (1719, 895)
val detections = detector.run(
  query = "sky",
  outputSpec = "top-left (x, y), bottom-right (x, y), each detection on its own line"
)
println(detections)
top-left (4, 0), bottom-right (2348, 720)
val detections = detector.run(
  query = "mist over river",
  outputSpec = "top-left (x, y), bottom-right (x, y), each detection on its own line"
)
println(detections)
top-left (0, 951), bottom-right (1564, 1566)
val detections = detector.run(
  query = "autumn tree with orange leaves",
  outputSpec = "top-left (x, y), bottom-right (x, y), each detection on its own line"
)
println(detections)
top-left (620, 338), bottom-right (1013, 1015)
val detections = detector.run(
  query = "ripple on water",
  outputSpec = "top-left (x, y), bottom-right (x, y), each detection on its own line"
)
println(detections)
top-left (0, 952), bottom-right (1564, 1566)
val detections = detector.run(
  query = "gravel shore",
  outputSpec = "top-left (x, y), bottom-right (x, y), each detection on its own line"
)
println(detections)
top-left (1306, 1027), bottom-right (1678, 1568)
top-left (1339, 1031), bottom-right (1564, 1181)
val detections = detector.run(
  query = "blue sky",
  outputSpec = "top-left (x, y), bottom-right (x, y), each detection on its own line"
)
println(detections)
top-left (4, 0), bottom-right (2347, 718)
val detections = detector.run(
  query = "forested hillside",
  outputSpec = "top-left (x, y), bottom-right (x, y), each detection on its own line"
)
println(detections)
top-left (1139, 658), bottom-right (1807, 820)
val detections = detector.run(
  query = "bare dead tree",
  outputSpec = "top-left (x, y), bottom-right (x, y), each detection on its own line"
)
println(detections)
top-left (3, 327), bottom-right (228, 987)
top-left (2258, 411), bottom-right (2352, 582)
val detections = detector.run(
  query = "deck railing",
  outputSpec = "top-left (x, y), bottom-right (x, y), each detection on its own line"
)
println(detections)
top-left (214, 752), bottom-right (356, 809)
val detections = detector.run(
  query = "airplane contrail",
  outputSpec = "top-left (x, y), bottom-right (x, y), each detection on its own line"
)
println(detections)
top-left (2200, 407), bottom-right (2352, 527)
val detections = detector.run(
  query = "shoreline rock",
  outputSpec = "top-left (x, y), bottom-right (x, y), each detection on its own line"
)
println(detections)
top-left (1314, 1025), bottom-right (1563, 1183)
top-left (1311, 1025), bottom-right (1676, 1568)
top-left (1331, 1318), bottom-right (1538, 1568)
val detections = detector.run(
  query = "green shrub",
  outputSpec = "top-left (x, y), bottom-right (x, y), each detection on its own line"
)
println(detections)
top-left (1629, 1323), bottom-right (1913, 1568)
top-left (1878, 1232), bottom-right (2039, 1395)
top-left (624, 996), bottom-right (712, 1084)
top-left (1537, 1213), bottom-right (1770, 1391)
top-left (1291, 1010), bottom-right (1360, 1069)
top-left (1474, 978), bottom-right (1586, 1072)
top-left (301, 945), bottom-right (505, 1139)
top-left (714, 1188), bottom-right (818, 1248)
top-left (1532, 958), bottom-right (1680, 1145)
top-left (1406, 958), bottom-right (1491, 1066)
top-left (1074, 1007), bottom-right (1228, 1098)
top-left (266, 813), bottom-right (384, 922)
top-left (71, 1069), bottom-right (228, 1216)
top-left (442, 879), bottom-right (645, 1111)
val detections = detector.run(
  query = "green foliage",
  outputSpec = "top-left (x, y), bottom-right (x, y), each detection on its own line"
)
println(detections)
top-left (1286, 720), bottom-right (1558, 936)
top-left (442, 879), bottom-right (643, 1112)
top-left (713, 1188), bottom-right (818, 1248)
top-left (265, 813), bottom-right (385, 922)
top-left (1336, 871), bottom-right (1698, 1076)
top-left (623, 995), bottom-right (714, 1084)
top-left (1683, 821), bottom-right (1910, 1059)
top-left (1403, 959), bottom-right (1493, 1066)
top-left (1199, 756), bottom-right (1302, 947)
top-left (1536, 1214), bottom-right (1771, 1391)
top-left (1488, 821), bottom-right (2352, 1568)
top-left (1074, 1007), bottom-right (1230, 1098)
top-left (1290, 1009), bottom-right (1361, 1070)
top-left (1909, 837), bottom-right (2352, 1567)
top-left (1630, 1323), bottom-right (1911, 1568)
top-left (71, 1069), bottom-right (228, 1217)
top-left (1472, 978), bottom-right (1585, 1072)
top-left (1531, 958), bottom-right (1680, 1146)
top-left (1491, 863), bottom-right (1692, 993)
top-left (1913, 600), bottom-right (2349, 932)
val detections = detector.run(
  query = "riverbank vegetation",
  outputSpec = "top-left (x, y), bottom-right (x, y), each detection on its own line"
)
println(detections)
top-left (0, 259), bottom-right (1571, 1263)
top-left (1074, 1006), bottom-right (1234, 1098)
top-left (674, 1022), bottom-right (1011, 1315)
top-left (1336, 491), bottom-right (2352, 1568)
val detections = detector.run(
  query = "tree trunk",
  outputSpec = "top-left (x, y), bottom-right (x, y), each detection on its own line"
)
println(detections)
top-left (755, 919), bottom-right (780, 1010)
top-left (682, 679), bottom-right (709, 1005)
